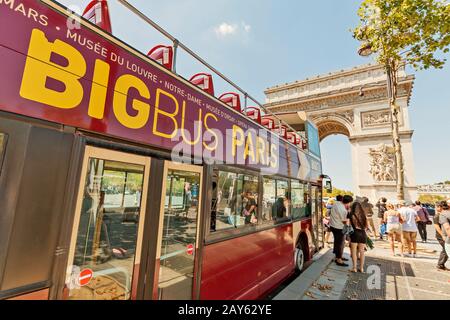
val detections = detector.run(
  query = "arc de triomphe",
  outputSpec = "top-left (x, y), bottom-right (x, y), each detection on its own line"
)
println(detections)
top-left (265, 63), bottom-right (418, 202)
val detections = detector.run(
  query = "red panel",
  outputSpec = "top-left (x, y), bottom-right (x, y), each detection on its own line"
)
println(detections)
top-left (200, 224), bottom-right (294, 300)
top-left (82, 0), bottom-right (112, 33)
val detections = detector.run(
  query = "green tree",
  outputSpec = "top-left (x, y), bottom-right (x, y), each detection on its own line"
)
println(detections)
top-left (323, 187), bottom-right (354, 198)
top-left (353, 0), bottom-right (450, 200)
top-left (418, 194), bottom-right (445, 204)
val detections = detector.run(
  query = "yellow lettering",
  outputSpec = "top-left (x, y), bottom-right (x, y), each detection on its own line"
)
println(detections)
top-left (232, 125), bottom-right (244, 157)
top-left (113, 74), bottom-right (150, 129)
top-left (270, 143), bottom-right (279, 168)
top-left (153, 88), bottom-right (179, 139)
top-left (203, 113), bottom-right (218, 151)
top-left (20, 28), bottom-right (86, 109)
top-left (88, 59), bottom-right (110, 119)
top-left (244, 133), bottom-right (255, 162)
top-left (256, 136), bottom-right (266, 165)
top-left (181, 102), bottom-right (202, 145)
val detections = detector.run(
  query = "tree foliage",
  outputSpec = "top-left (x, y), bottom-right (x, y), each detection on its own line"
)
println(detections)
top-left (418, 194), bottom-right (446, 203)
top-left (323, 187), bottom-right (354, 198)
top-left (353, 0), bottom-right (450, 70)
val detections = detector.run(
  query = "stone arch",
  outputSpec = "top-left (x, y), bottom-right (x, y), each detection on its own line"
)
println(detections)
top-left (310, 115), bottom-right (353, 141)
top-left (264, 64), bottom-right (417, 202)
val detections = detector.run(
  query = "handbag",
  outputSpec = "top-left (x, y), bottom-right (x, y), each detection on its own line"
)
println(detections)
top-left (342, 224), bottom-right (354, 235)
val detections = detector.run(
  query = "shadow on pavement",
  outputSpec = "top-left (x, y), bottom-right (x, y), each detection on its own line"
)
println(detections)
top-left (342, 256), bottom-right (415, 300)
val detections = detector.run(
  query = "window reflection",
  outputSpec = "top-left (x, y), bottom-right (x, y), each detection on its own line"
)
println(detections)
top-left (291, 180), bottom-right (306, 219)
top-left (159, 169), bottom-right (200, 300)
top-left (68, 158), bottom-right (144, 300)
top-left (263, 178), bottom-right (290, 222)
top-left (211, 170), bottom-right (259, 231)
top-left (262, 178), bottom-right (276, 222)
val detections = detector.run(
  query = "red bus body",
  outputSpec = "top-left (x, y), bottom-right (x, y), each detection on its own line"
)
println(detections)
top-left (0, 0), bottom-right (323, 300)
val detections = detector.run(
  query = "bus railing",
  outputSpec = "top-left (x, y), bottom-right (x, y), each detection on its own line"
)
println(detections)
top-left (89, 0), bottom-right (308, 151)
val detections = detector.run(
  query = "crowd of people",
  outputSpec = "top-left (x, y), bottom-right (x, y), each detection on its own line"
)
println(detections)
top-left (323, 196), bottom-right (450, 272)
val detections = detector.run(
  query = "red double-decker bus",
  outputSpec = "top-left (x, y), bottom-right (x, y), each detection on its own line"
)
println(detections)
top-left (0, 0), bottom-right (328, 300)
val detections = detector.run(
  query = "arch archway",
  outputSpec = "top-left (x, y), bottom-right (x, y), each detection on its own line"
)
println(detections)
top-left (317, 121), bottom-right (349, 141)
top-left (265, 64), bottom-right (418, 202)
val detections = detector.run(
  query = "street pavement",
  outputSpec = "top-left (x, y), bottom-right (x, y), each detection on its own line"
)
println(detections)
top-left (274, 223), bottom-right (450, 300)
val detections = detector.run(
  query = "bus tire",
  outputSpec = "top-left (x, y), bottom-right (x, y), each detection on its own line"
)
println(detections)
top-left (295, 243), bottom-right (305, 272)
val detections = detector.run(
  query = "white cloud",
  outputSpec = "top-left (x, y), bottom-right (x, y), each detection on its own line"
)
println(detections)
top-left (215, 23), bottom-right (238, 37)
top-left (242, 22), bottom-right (251, 33)
top-left (214, 21), bottom-right (252, 38)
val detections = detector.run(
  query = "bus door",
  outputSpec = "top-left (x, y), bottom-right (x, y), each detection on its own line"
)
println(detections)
top-left (65, 146), bottom-right (150, 300)
top-left (154, 161), bottom-right (203, 300)
top-left (311, 186), bottom-right (323, 251)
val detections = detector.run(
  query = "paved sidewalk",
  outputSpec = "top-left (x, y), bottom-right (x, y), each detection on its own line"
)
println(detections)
top-left (274, 234), bottom-right (450, 300)
top-left (272, 247), bottom-right (335, 300)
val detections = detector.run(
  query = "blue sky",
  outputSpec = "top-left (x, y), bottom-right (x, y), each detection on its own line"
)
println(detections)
top-left (61, 0), bottom-right (450, 190)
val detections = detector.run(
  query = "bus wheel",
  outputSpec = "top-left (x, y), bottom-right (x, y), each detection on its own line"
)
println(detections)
top-left (295, 244), bottom-right (305, 272)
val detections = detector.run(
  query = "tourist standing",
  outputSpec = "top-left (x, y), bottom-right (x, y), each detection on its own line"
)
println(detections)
top-left (348, 201), bottom-right (368, 272)
top-left (376, 197), bottom-right (388, 240)
top-left (361, 197), bottom-right (378, 238)
top-left (398, 200), bottom-right (420, 258)
top-left (434, 201), bottom-right (449, 271)
top-left (413, 201), bottom-right (431, 242)
top-left (383, 203), bottom-right (404, 257)
top-left (329, 195), bottom-right (350, 266)
top-left (439, 200), bottom-right (450, 267)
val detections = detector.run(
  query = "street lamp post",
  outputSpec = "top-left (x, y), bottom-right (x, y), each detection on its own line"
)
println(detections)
top-left (358, 44), bottom-right (405, 200)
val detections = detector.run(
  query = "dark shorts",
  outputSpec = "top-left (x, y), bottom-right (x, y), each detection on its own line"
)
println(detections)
top-left (350, 229), bottom-right (367, 244)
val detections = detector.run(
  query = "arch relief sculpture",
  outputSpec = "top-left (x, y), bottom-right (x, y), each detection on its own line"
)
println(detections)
top-left (368, 144), bottom-right (396, 182)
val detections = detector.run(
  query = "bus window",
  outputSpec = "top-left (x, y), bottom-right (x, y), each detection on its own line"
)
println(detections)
top-left (211, 170), bottom-right (259, 231)
top-left (240, 174), bottom-right (259, 225)
top-left (0, 133), bottom-right (7, 173)
top-left (262, 178), bottom-right (276, 222)
top-left (304, 184), bottom-right (312, 217)
top-left (275, 179), bottom-right (290, 220)
top-left (212, 171), bottom-right (239, 231)
top-left (291, 180), bottom-right (306, 219)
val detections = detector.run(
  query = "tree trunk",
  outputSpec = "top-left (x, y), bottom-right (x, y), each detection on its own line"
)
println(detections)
top-left (386, 61), bottom-right (405, 200)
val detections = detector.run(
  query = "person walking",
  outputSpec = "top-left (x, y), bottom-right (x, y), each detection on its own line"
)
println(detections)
top-left (439, 200), bottom-right (450, 268)
top-left (434, 201), bottom-right (449, 271)
top-left (348, 201), bottom-right (368, 272)
top-left (398, 200), bottom-right (420, 258)
top-left (413, 201), bottom-right (431, 243)
top-left (329, 195), bottom-right (352, 266)
top-left (361, 197), bottom-right (378, 238)
top-left (376, 197), bottom-right (388, 240)
top-left (383, 203), bottom-right (404, 257)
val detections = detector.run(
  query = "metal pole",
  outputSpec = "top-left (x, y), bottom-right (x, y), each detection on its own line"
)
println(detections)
top-left (116, 0), bottom-right (302, 146)
top-left (172, 39), bottom-right (179, 73)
